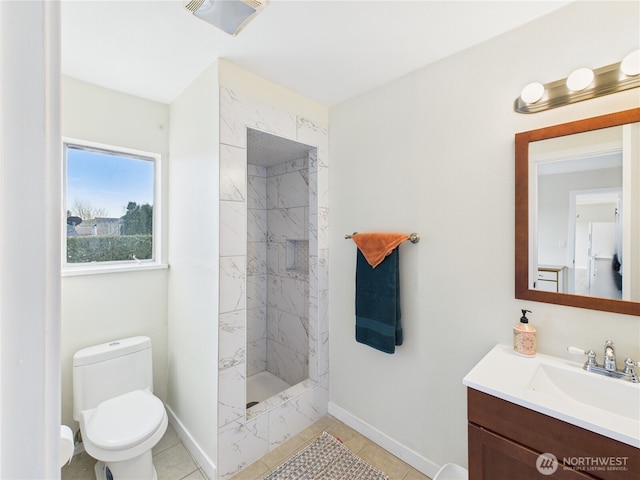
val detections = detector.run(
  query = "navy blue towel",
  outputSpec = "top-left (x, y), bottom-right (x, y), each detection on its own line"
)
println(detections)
top-left (355, 248), bottom-right (402, 354)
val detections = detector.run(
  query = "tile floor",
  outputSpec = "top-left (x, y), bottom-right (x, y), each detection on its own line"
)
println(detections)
top-left (61, 415), bottom-right (432, 480)
top-left (229, 415), bottom-right (432, 480)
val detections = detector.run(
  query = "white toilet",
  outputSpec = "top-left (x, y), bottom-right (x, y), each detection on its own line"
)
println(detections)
top-left (73, 336), bottom-right (168, 480)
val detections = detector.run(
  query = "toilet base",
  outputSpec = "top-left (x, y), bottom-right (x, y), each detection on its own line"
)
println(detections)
top-left (94, 457), bottom-right (158, 480)
top-left (94, 462), bottom-right (112, 480)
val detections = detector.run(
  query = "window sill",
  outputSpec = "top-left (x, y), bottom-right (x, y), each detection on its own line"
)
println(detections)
top-left (61, 262), bottom-right (168, 277)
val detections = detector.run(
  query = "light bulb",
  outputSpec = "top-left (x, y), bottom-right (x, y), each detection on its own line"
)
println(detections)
top-left (520, 82), bottom-right (545, 104)
top-left (566, 68), bottom-right (594, 91)
top-left (621, 49), bottom-right (640, 76)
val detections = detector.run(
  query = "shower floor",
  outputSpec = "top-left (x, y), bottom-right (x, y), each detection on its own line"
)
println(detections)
top-left (247, 370), bottom-right (291, 404)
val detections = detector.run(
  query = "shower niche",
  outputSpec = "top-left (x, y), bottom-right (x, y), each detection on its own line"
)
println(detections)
top-left (245, 128), bottom-right (316, 410)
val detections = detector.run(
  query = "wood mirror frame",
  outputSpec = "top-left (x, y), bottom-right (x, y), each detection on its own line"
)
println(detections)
top-left (515, 108), bottom-right (640, 316)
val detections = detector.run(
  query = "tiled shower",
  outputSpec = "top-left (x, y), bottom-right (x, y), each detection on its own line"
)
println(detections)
top-left (246, 133), bottom-right (313, 395)
top-left (217, 86), bottom-right (329, 480)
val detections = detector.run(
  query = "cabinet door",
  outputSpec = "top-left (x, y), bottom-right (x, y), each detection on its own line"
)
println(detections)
top-left (469, 424), bottom-right (597, 480)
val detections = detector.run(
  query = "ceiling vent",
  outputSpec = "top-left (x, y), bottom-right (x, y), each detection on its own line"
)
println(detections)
top-left (185, 0), bottom-right (267, 36)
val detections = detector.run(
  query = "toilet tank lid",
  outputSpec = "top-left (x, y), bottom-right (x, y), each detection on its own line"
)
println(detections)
top-left (73, 336), bottom-right (151, 367)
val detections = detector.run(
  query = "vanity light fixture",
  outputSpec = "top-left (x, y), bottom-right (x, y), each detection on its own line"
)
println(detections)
top-left (184, 0), bottom-right (267, 36)
top-left (515, 49), bottom-right (640, 113)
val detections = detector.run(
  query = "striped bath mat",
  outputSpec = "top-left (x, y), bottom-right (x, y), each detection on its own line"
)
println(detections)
top-left (265, 432), bottom-right (389, 480)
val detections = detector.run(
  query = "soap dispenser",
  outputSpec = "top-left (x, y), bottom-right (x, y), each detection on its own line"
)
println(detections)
top-left (513, 309), bottom-right (536, 357)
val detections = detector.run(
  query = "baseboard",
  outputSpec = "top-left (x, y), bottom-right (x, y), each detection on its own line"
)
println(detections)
top-left (166, 405), bottom-right (217, 480)
top-left (328, 402), bottom-right (440, 479)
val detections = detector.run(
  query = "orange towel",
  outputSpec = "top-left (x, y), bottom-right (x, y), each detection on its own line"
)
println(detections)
top-left (352, 233), bottom-right (410, 268)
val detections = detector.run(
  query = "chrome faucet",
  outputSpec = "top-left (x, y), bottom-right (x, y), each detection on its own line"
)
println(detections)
top-left (567, 341), bottom-right (639, 383)
top-left (603, 340), bottom-right (617, 372)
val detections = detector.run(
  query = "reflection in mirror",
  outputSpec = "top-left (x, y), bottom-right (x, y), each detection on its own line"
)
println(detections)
top-left (515, 109), bottom-right (640, 316)
top-left (531, 126), bottom-right (627, 300)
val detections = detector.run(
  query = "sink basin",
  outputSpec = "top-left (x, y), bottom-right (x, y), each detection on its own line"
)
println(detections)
top-left (463, 344), bottom-right (640, 447)
top-left (528, 362), bottom-right (639, 422)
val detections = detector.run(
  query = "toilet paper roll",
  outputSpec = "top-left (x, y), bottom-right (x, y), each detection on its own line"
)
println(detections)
top-left (60, 425), bottom-right (74, 467)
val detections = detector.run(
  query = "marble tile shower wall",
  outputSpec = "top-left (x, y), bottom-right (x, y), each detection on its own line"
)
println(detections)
top-left (266, 157), bottom-right (309, 386)
top-left (247, 164), bottom-right (268, 378)
top-left (218, 87), bottom-right (329, 480)
top-left (247, 158), bottom-right (310, 387)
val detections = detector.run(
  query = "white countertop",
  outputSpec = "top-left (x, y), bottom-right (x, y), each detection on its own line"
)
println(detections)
top-left (463, 344), bottom-right (640, 448)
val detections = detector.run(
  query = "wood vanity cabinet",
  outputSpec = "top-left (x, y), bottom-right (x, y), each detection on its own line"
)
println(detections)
top-left (467, 388), bottom-right (639, 480)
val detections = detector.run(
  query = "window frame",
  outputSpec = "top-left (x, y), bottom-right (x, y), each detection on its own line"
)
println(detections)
top-left (61, 137), bottom-right (164, 276)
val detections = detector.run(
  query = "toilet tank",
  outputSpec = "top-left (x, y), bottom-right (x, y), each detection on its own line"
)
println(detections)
top-left (73, 336), bottom-right (154, 421)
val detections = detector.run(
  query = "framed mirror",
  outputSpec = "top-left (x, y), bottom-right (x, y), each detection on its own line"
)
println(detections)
top-left (515, 108), bottom-right (640, 316)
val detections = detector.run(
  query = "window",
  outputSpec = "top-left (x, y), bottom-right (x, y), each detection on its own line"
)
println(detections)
top-left (63, 139), bottom-right (161, 273)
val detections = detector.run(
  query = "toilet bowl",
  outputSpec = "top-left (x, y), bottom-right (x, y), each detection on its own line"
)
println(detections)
top-left (73, 337), bottom-right (168, 480)
top-left (80, 390), bottom-right (168, 479)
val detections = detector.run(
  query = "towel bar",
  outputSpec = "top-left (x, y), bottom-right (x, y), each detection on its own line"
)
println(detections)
top-left (345, 232), bottom-right (420, 244)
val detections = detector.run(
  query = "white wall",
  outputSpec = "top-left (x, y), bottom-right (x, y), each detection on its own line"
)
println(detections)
top-left (0, 1), bottom-right (61, 477)
top-left (60, 77), bottom-right (170, 429)
top-left (329, 1), bottom-right (640, 474)
top-left (167, 62), bottom-right (220, 477)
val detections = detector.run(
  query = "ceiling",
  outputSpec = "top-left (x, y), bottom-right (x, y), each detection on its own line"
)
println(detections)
top-left (247, 128), bottom-right (314, 166)
top-left (61, 0), bottom-right (572, 107)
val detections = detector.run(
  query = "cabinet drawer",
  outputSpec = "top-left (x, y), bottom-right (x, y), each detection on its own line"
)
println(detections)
top-left (538, 270), bottom-right (559, 281)
top-left (537, 279), bottom-right (559, 292)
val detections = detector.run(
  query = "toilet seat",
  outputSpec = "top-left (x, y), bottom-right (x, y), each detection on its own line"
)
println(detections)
top-left (85, 390), bottom-right (165, 451)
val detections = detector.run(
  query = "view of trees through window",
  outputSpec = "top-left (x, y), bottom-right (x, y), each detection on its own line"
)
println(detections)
top-left (65, 142), bottom-right (156, 264)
